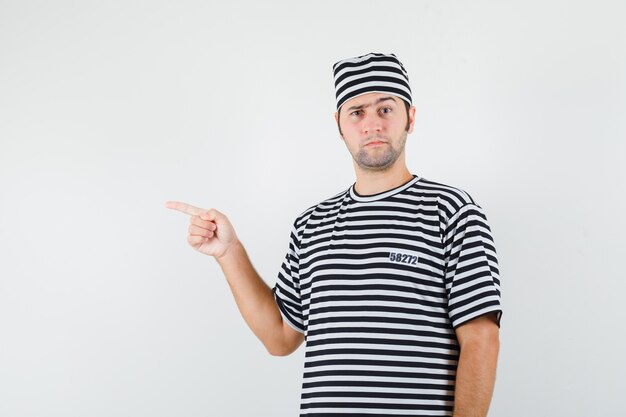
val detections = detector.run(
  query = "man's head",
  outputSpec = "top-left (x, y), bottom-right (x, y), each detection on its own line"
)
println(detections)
top-left (332, 52), bottom-right (415, 172)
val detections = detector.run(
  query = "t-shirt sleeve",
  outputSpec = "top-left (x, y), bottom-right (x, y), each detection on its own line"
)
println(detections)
top-left (272, 218), bottom-right (305, 334)
top-left (443, 203), bottom-right (503, 329)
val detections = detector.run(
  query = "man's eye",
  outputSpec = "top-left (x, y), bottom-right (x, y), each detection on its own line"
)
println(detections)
top-left (350, 110), bottom-right (361, 116)
top-left (380, 107), bottom-right (392, 114)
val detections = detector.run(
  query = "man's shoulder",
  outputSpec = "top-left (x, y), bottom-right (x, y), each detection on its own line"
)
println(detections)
top-left (291, 186), bottom-right (351, 227)
top-left (416, 176), bottom-right (480, 210)
top-left (291, 176), bottom-right (484, 226)
top-left (415, 177), bottom-right (494, 229)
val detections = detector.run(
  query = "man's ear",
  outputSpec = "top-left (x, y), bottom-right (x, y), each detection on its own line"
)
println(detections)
top-left (334, 111), bottom-right (344, 140)
top-left (407, 106), bottom-right (416, 134)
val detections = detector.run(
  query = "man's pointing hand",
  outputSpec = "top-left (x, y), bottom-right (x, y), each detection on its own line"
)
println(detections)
top-left (165, 201), bottom-right (240, 259)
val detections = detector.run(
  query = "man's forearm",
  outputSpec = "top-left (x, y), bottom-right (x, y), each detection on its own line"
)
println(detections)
top-left (215, 240), bottom-right (286, 354)
top-left (452, 336), bottom-right (499, 417)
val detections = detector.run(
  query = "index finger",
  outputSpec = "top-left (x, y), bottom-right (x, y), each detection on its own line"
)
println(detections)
top-left (165, 200), bottom-right (205, 216)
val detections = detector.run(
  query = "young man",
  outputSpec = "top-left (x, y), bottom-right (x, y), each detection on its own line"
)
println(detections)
top-left (166, 52), bottom-right (502, 417)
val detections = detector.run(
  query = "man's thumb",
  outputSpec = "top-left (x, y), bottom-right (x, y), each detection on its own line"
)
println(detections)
top-left (200, 208), bottom-right (219, 222)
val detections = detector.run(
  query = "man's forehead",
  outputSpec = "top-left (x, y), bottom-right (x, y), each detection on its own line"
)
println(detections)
top-left (342, 93), bottom-right (399, 112)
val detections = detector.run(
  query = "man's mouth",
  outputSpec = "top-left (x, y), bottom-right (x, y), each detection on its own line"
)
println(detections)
top-left (365, 140), bottom-right (387, 146)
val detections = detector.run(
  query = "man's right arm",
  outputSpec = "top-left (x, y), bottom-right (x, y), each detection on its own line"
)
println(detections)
top-left (215, 240), bottom-right (305, 356)
top-left (164, 201), bottom-right (304, 356)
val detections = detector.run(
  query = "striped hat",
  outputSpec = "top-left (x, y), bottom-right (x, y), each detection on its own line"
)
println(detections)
top-left (332, 52), bottom-right (412, 111)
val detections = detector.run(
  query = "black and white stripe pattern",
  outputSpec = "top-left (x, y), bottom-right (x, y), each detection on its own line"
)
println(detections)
top-left (273, 175), bottom-right (502, 416)
top-left (333, 52), bottom-right (413, 111)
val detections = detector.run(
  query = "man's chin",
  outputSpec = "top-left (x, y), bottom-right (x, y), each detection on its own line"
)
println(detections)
top-left (356, 158), bottom-right (397, 171)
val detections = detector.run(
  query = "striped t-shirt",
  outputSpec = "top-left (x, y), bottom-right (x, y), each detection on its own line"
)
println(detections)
top-left (272, 174), bottom-right (502, 416)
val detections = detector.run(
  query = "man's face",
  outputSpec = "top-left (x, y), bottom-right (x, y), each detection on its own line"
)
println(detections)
top-left (334, 92), bottom-right (415, 172)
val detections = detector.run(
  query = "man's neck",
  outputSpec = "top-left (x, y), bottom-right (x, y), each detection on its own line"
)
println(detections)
top-left (353, 164), bottom-right (414, 196)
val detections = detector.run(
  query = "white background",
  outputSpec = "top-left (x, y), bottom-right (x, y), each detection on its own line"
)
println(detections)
top-left (1, 1), bottom-right (624, 416)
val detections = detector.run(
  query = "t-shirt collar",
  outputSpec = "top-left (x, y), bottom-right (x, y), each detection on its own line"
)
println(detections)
top-left (349, 174), bottom-right (420, 202)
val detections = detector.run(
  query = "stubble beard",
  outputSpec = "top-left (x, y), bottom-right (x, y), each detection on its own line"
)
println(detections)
top-left (352, 131), bottom-right (408, 172)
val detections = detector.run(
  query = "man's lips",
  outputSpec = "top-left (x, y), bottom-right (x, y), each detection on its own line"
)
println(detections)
top-left (365, 140), bottom-right (387, 146)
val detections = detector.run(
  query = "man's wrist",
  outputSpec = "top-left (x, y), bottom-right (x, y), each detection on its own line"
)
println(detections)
top-left (216, 239), bottom-right (243, 264)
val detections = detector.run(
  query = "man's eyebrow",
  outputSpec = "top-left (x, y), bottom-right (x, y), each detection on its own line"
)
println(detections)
top-left (346, 96), bottom-right (397, 112)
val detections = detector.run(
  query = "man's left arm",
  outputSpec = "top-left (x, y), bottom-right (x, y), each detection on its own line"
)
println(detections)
top-left (452, 312), bottom-right (500, 417)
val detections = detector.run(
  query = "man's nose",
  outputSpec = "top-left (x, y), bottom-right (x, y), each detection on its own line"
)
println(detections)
top-left (362, 113), bottom-right (383, 134)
